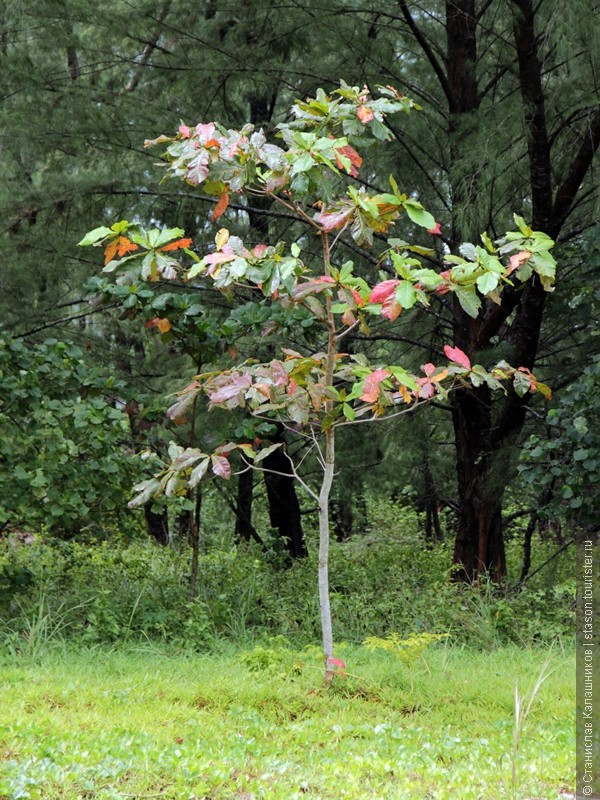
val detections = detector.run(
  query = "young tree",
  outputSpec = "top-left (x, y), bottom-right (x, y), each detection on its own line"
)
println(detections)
top-left (80, 83), bottom-right (554, 676)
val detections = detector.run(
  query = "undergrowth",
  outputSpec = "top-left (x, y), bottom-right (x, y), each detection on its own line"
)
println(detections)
top-left (0, 499), bottom-right (575, 655)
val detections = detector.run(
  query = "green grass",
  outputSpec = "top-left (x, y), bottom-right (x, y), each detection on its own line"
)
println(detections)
top-left (0, 644), bottom-right (573, 799)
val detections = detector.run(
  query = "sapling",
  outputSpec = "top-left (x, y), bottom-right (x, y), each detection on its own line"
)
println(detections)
top-left (80, 82), bottom-right (555, 679)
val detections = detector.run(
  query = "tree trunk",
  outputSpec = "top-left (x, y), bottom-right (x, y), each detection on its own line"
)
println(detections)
top-left (451, 384), bottom-right (507, 580)
top-left (234, 468), bottom-right (260, 544)
top-left (188, 489), bottom-right (202, 601)
top-left (422, 458), bottom-right (444, 543)
top-left (263, 434), bottom-right (306, 559)
top-left (331, 493), bottom-right (353, 541)
top-left (143, 505), bottom-right (169, 546)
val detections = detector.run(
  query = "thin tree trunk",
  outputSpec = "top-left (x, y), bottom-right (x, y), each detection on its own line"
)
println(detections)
top-left (319, 425), bottom-right (335, 667)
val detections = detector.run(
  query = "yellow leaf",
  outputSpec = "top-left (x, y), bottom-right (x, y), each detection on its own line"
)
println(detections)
top-left (215, 228), bottom-right (229, 250)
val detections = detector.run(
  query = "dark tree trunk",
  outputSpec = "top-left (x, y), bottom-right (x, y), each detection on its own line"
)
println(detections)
top-left (442, 0), bottom-right (600, 582)
top-left (188, 490), bottom-right (202, 601)
top-left (143, 505), bottom-right (169, 546)
top-left (234, 468), bottom-right (257, 543)
top-left (263, 430), bottom-right (306, 559)
top-left (422, 459), bottom-right (444, 543)
top-left (519, 509), bottom-right (537, 584)
top-left (451, 384), bottom-right (506, 580)
top-left (331, 494), bottom-right (353, 541)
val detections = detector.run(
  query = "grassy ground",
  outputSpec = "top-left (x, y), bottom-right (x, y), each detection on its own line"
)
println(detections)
top-left (0, 644), bottom-right (573, 800)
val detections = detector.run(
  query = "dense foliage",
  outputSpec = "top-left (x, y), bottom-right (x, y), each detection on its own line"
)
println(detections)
top-left (0, 338), bottom-right (139, 537)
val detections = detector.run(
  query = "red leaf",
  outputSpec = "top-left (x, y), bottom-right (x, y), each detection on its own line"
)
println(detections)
top-left (360, 369), bottom-right (390, 403)
top-left (427, 222), bottom-right (442, 235)
top-left (334, 144), bottom-right (362, 177)
top-left (357, 104), bottom-right (375, 124)
top-left (160, 237), bottom-right (193, 252)
top-left (350, 289), bottom-right (365, 308)
top-left (211, 192), bottom-right (229, 223)
top-left (444, 345), bottom-right (471, 370)
top-left (369, 280), bottom-right (400, 305)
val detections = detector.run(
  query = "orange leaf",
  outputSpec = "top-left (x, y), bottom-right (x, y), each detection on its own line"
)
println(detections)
top-left (204, 138), bottom-right (221, 149)
top-left (116, 236), bottom-right (138, 257)
top-left (160, 237), bottom-right (193, 252)
top-left (357, 104), bottom-right (375, 124)
top-left (104, 239), bottom-right (118, 265)
top-left (211, 192), bottom-right (229, 223)
top-left (146, 316), bottom-right (171, 333)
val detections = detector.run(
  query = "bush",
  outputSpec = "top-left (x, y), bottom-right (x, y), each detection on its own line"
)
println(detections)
top-left (0, 498), bottom-right (574, 654)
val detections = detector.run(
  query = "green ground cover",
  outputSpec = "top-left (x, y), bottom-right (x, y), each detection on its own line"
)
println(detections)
top-left (0, 645), bottom-right (573, 800)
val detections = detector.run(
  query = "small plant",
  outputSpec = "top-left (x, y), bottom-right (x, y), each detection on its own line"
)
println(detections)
top-left (364, 631), bottom-right (449, 666)
top-left (364, 631), bottom-right (448, 690)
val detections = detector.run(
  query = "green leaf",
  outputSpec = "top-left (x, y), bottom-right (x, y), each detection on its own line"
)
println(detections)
top-left (189, 458), bottom-right (210, 488)
top-left (403, 200), bottom-right (436, 230)
top-left (454, 286), bottom-right (481, 318)
top-left (395, 281), bottom-right (417, 309)
top-left (476, 273), bottom-right (499, 295)
top-left (78, 226), bottom-right (113, 246)
top-left (513, 214), bottom-right (532, 237)
top-left (342, 403), bottom-right (356, 421)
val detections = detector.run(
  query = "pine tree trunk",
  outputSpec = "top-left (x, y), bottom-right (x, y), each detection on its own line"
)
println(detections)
top-left (234, 468), bottom-right (255, 543)
top-left (263, 440), bottom-right (306, 559)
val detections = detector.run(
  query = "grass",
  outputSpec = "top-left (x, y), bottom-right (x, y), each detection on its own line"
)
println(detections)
top-left (0, 644), bottom-right (573, 800)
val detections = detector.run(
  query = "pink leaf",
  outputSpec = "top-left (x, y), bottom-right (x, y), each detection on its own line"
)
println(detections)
top-left (369, 280), bottom-right (400, 305)
top-left (211, 454), bottom-right (231, 479)
top-left (203, 251), bottom-right (236, 265)
top-left (315, 207), bottom-right (354, 232)
top-left (443, 345), bottom-right (471, 370)
top-left (360, 369), bottom-right (390, 403)
top-left (422, 363), bottom-right (436, 377)
top-left (208, 372), bottom-right (252, 408)
top-left (270, 360), bottom-right (288, 387)
top-left (427, 222), bottom-right (442, 235)
top-left (178, 124), bottom-right (191, 138)
top-left (194, 122), bottom-right (217, 143)
top-left (508, 251), bottom-right (531, 273)
top-left (253, 244), bottom-right (268, 257)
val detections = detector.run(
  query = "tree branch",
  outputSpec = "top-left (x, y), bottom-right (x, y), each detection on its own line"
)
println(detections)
top-left (398, 0), bottom-right (452, 105)
top-left (551, 107), bottom-right (600, 235)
